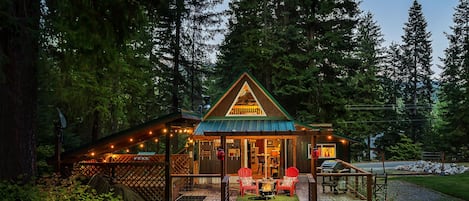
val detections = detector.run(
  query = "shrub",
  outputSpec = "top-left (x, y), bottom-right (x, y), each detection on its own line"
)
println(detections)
top-left (0, 174), bottom-right (122, 201)
top-left (386, 135), bottom-right (422, 160)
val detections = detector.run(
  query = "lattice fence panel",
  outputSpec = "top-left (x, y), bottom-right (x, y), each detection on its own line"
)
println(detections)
top-left (114, 163), bottom-right (166, 201)
top-left (72, 154), bottom-right (191, 201)
top-left (172, 154), bottom-right (190, 174)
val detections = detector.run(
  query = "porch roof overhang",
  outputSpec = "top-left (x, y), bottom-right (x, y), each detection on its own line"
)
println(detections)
top-left (194, 119), bottom-right (296, 136)
top-left (60, 110), bottom-right (201, 164)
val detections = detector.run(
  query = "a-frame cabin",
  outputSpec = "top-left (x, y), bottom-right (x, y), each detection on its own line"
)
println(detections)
top-left (193, 72), bottom-right (356, 178)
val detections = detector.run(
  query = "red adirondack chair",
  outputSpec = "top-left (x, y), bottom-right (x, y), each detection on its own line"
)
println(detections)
top-left (237, 167), bottom-right (259, 196)
top-left (276, 167), bottom-right (299, 197)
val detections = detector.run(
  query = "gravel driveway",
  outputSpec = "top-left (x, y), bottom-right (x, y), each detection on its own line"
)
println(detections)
top-left (387, 180), bottom-right (465, 201)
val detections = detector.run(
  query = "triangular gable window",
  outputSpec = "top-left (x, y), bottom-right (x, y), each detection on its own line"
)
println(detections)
top-left (226, 82), bottom-right (266, 116)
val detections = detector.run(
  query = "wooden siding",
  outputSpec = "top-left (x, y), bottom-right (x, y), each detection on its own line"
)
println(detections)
top-left (208, 76), bottom-right (287, 118)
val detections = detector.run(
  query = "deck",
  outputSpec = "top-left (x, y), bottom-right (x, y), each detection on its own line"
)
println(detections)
top-left (177, 174), bottom-right (363, 201)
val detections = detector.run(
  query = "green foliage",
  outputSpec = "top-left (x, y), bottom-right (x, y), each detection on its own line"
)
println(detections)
top-left (0, 180), bottom-right (43, 201)
top-left (36, 145), bottom-right (55, 175)
top-left (399, 0), bottom-right (433, 142)
top-left (215, 0), bottom-right (360, 125)
top-left (386, 135), bottom-right (422, 160)
top-left (437, 0), bottom-right (469, 159)
top-left (0, 175), bottom-right (122, 201)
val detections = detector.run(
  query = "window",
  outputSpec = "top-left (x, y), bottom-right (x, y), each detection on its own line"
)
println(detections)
top-left (308, 143), bottom-right (336, 159)
top-left (226, 82), bottom-right (266, 116)
top-left (318, 144), bottom-right (336, 158)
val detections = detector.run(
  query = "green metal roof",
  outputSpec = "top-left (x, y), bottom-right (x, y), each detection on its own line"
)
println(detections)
top-left (194, 120), bottom-right (295, 135)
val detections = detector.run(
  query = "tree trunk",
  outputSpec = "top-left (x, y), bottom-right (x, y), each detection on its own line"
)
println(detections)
top-left (0, 0), bottom-right (39, 181)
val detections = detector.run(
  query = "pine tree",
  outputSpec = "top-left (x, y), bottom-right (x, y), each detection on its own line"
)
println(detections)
top-left (439, 0), bottom-right (469, 156)
top-left (376, 43), bottom-right (406, 157)
top-left (215, 0), bottom-right (360, 125)
top-left (154, 0), bottom-right (224, 113)
top-left (399, 0), bottom-right (433, 142)
top-left (39, 1), bottom-right (162, 146)
top-left (344, 12), bottom-right (385, 160)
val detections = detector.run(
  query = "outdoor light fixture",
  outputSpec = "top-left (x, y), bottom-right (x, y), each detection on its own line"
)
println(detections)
top-left (110, 145), bottom-right (114, 149)
top-left (327, 135), bottom-right (332, 140)
top-left (154, 139), bottom-right (159, 143)
top-left (90, 152), bottom-right (95, 156)
top-left (139, 144), bottom-right (144, 148)
top-left (149, 131), bottom-right (153, 135)
top-left (130, 138), bottom-right (134, 142)
top-left (163, 128), bottom-right (167, 133)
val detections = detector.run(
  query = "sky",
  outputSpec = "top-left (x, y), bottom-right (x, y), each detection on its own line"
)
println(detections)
top-left (360, 0), bottom-right (459, 79)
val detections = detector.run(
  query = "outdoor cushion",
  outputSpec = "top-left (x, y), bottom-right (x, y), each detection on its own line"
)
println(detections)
top-left (241, 176), bottom-right (254, 185)
top-left (281, 176), bottom-right (295, 186)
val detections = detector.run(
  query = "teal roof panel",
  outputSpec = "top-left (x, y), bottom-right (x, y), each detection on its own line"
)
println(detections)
top-left (194, 120), bottom-right (295, 135)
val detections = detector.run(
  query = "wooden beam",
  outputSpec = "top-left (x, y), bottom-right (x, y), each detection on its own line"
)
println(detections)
top-left (164, 124), bottom-right (171, 201)
top-left (203, 130), bottom-right (320, 136)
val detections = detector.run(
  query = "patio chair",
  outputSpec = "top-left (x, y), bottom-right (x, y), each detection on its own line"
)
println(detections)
top-left (237, 167), bottom-right (259, 196)
top-left (276, 166), bottom-right (299, 197)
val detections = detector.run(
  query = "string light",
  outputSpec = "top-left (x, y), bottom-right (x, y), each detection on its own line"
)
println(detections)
top-left (129, 138), bottom-right (133, 142)
top-left (149, 131), bottom-right (153, 135)
top-left (110, 145), bottom-right (115, 149)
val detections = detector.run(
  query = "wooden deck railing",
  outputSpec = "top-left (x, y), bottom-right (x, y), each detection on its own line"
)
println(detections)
top-left (317, 159), bottom-right (373, 201)
top-left (307, 174), bottom-right (317, 201)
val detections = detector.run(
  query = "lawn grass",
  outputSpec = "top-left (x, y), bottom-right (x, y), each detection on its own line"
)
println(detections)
top-left (393, 171), bottom-right (469, 200)
top-left (236, 194), bottom-right (299, 201)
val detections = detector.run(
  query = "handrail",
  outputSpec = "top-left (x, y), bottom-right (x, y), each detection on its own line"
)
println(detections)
top-left (171, 174), bottom-right (221, 177)
top-left (317, 159), bottom-right (373, 201)
top-left (307, 174), bottom-right (317, 201)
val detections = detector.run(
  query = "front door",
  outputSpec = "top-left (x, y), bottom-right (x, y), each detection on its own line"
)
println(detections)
top-left (248, 138), bottom-right (282, 179)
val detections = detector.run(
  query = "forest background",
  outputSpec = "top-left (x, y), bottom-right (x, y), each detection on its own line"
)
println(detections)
top-left (1, 0), bottom-right (469, 182)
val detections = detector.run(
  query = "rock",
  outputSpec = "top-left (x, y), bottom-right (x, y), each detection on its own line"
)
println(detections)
top-left (396, 161), bottom-right (467, 175)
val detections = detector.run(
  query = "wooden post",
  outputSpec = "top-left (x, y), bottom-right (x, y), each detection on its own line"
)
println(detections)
top-left (367, 174), bottom-right (372, 201)
top-left (311, 135), bottom-right (317, 179)
top-left (221, 135), bottom-right (226, 180)
top-left (165, 124), bottom-right (172, 201)
top-left (54, 123), bottom-right (62, 173)
top-left (441, 152), bottom-right (445, 175)
top-left (292, 138), bottom-right (297, 167)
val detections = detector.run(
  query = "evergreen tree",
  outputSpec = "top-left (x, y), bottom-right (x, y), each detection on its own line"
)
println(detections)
top-left (344, 12), bottom-right (385, 160)
top-left (376, 43), bottom-right (406, 158)
top-left (39, 1), bottom-right (162, 147)
top-left (0, 0), bottom-right (40, 181)
top-left (399, 0), bottom-right (433, 142)
top-left (154, 0), bottom-right (224, 113)
top-left (215, 0), bottom-right (360, 125)
top-left (439, 0), bottom-right (469, 157)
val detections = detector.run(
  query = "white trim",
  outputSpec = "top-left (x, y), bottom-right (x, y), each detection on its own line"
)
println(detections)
top-left (225, 81), bottom-right (267, 117)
